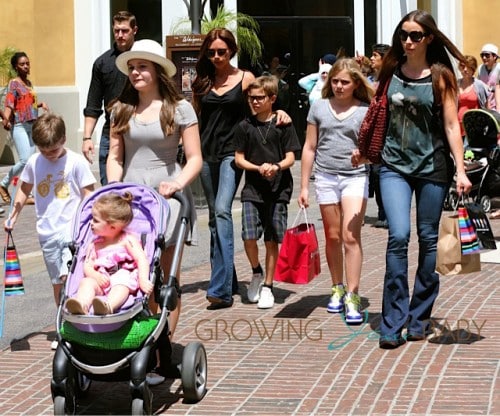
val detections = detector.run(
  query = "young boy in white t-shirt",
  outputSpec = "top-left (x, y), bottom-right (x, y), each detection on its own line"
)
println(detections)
top-left (4, 113), bottom-right (95, 347)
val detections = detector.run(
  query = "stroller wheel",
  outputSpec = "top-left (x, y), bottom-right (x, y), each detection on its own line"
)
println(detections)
top-left (131, 398), bottom-right (145, 415)
top-left (181, 342), bottom-right (208, 403)
top-left (53, 396), bottom-right (65, 415)
top-left (480, 195), bottom-right (492, 212)
top-left (53, 394), bottom-right (76, 415)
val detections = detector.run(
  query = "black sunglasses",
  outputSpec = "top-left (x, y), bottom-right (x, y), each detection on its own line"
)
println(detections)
top-left (480, 53), bottom-right (495, 59)
top-left (399, 29), bottom-right (428, 43)
top-left (247, 95), bottom-right (267, 102)
top-left (207, 48), bottom-right (228, 58)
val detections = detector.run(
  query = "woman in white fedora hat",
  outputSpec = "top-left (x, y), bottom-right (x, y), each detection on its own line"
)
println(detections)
top-left (107, 39), bottom-right (202, 382)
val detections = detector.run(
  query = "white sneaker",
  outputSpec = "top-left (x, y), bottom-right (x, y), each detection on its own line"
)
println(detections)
top-left (257, 286), bottom-right (274, 309)
top-left (51, 340), bottom-right (58, 350)
top-left (247, 273), bottom-right (264, 303)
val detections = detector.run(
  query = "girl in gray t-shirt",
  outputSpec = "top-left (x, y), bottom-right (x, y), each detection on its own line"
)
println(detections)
top-left (298, 58), bottom-right (374, 325)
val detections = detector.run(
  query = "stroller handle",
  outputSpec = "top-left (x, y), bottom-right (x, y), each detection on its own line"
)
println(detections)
top-left (171, 191), bottom-right (191, 221)
top-left (159, 190), bottom-right (191, 312)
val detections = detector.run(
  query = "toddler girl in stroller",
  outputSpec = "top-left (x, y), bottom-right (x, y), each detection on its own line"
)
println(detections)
top-left (65, 191), bottom-right (153, 315)
top-left (52, 183), bottom-right (207, 415)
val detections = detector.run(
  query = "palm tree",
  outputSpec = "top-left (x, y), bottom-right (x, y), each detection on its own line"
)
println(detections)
top-left (170, 5), bottom-right (263, 65)
top-left (0, 46), bottom-right (17, 87)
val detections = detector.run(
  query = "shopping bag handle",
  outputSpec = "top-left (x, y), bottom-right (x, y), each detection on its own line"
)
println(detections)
top-left (291, 206), bottom-right (312, 231)
top-left (4, 230), bottom-right (14, 248)
top-left (452, 193), bottom-right (473, 212)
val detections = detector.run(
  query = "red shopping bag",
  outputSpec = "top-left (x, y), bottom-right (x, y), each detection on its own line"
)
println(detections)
top-left (274, 208), bottom-right (321, 284)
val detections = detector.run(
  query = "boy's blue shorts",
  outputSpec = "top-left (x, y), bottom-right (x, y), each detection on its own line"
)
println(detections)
top-left (40, 235), bottom-right (72, 285)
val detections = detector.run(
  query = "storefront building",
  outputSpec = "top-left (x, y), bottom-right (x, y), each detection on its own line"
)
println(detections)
top-left (0, 0), bottom-right (497, 156)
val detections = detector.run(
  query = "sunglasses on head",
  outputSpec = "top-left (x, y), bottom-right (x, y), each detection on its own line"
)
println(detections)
top-left (480, 53), bottom-right (495, 59)
top-left (399, 29), bottom-right (428, 43)
top-left (207, 48), bottom-right (228, 58)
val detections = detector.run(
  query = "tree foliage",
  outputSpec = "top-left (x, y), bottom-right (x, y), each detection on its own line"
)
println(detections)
top-left (0, 46), bottom-right (17, 86)
top-left (170, 5), bottom-right (263, 65)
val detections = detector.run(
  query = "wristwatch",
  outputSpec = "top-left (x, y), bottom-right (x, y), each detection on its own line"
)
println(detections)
top-left (83, 137), bottom-right (92, 141)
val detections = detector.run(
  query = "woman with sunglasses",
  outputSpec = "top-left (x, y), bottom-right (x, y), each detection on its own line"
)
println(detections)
top-left (477, 43), bottom-right (499, 110)
top-left (192, 28), bottom-right (290, 309)
top-left (353, 10), bottom-right (471, 349)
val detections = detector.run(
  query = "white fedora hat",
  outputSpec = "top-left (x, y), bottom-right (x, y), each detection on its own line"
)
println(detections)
top-left (116, 39), bottom-right (177, 77)
top-left (481, 43), bottom-right (498, 56)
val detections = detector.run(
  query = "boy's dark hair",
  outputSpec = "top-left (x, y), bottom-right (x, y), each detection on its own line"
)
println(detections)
top-left (112, 11), bottom-right (137, 28)
top-left (372, 44), bottom-right (390, 57)
top-left (32, 113), bottom-right (66, 148)
top-left (248, 75), bottom-right (279, 97)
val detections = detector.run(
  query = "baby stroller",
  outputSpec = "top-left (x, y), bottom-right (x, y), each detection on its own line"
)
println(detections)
top-left (50, 183), bottom-right (207, 415)
top-left (444, 109), bottom-right (500, 211)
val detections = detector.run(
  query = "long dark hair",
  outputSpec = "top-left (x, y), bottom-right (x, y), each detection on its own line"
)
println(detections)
top-left (378, 10), bottom-right (465, 104)
top-left (109, 63), bottom-right (183, 136)
top-left (191, 28), bottom-right (238, 114)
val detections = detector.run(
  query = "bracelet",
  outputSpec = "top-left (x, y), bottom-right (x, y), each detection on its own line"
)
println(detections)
top-left (274, 163), bottom-right (282, 171)
top-left (83, 137), bottom-right (92, 142)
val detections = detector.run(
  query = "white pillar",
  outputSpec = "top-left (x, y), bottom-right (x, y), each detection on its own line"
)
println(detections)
top-left (353, 0), bottom-right (365, 56)
top-left (377, 0), bottom-right (418, 45)
top-left (74, 0), bottom-right (110, 144)
top-left (433, 0), bottom-right (463, 48)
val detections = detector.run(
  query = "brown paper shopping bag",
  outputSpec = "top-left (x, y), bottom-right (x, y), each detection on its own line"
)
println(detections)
top-left (436, 214), bottom-right (481, 276)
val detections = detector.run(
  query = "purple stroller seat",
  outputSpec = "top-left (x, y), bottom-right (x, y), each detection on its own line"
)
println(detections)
top-left (61, 183), bottom-right (169, 332)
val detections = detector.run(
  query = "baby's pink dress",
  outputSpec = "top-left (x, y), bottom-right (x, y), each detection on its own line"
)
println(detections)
top-left (92, 242), bottom-right (139, 294)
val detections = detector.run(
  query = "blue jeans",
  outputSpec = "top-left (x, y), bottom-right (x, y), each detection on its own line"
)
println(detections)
top-left (379, 166), bottom-right (448, 340)
top-left (99, 134), bottom-right (110, 186)
top-left (200, 157), bottom-right (242, 302)
top-left (1, 122), bottom-right (36, 189)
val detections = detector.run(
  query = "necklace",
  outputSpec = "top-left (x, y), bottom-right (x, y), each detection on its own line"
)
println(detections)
top-left (257, 120), bottom-right (272, 144)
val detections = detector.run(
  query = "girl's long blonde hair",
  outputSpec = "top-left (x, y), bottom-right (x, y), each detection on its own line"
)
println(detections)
top-left (321, 58), bottom-right (374, 104)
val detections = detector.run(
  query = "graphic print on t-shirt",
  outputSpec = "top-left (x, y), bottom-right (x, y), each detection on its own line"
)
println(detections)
top-left (37, 170), bottom-right (70, 199)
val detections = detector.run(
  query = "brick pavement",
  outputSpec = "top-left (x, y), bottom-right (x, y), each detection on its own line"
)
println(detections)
top-left (0, 163), bottom-right (499, 415)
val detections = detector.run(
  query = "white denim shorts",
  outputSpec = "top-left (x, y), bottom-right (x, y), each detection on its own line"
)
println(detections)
top-left (314, 171), bottom-right (368, 204)
top-left (40, 235), bottom-right (72, 285)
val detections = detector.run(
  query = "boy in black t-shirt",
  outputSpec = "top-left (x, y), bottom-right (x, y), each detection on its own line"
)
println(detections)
top-left (235, 76), bottom-right (301, 309)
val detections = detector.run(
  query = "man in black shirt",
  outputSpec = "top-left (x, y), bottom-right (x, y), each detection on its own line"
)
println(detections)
top-left (82, 11), bottom-right (137, 185)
